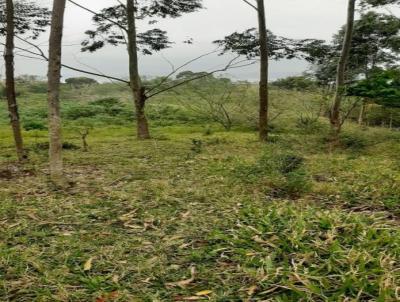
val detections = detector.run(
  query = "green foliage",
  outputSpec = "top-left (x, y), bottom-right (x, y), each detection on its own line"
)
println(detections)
top-left (63, 105), bottom-right (99, 120)
top-left (31, 141), bottom-right (80, 152)
top-left (89, 97), bottom-right (127, 116)
top-left (190, 139), bottom-right (203, 154)
top-left (209, 202), bottom-right (400, 301)
top-left (348, 68), bottom-right (400, 108)
top-left (339, 132), bottom-right (368, 150)
top-left (234, 150), bottom-right (311, 198)
top-left (25, 82), bottom-right (48, 94)
top-left (65, 77), bottom-right (98, 87)
top-left (311, 12), bottom-right (400, 86)
top-left (22, 119), bottom-right (47, 131)
top-left (272, 75), bottom-right (317, 91)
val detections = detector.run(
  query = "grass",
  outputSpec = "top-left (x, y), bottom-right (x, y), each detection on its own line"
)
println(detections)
top-left (0, 84), bottom-right (399, 301)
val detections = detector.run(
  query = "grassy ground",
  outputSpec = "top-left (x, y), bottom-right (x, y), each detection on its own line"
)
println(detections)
top-left (0, 85), bottom-right (399, 301)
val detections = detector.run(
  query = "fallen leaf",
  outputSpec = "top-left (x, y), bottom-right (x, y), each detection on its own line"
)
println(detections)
top-left (166, 267), bottom-right (196, 288)
top-left (112, 275), bottom-right (119, 283)
top-left (83, 257), bottom-right (94, 271)
top-left (196, 290), bottom-right (212, 296)
top-left (247, 285), bottom-right (257, 296)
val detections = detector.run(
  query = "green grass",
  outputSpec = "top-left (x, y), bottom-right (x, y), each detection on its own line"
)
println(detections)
top-left (0, 84), bottom-right (399, 301)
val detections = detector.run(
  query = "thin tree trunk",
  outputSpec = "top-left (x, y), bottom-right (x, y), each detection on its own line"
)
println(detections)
top-left (47, 0), bottom-right (67, 184)
top-left (126, 0), bottom-right (151, 139)
top-left (257, 0), bottom-right (269, 142)
top-left (4, 0), bottom-right (25, 161)
top-left (389, 112), bottom-right (393, 130)
top-left (330, 0), bottom-right (356, 146)
top-left (358, 101), bottom-right (365, 125)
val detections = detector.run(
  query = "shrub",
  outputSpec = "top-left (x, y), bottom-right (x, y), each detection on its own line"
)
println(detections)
top-left (23, 119), bottom-right (47, 131)
top-left (296, 116), bottom-right (323, 133)
top-left (340, 132), bottom-right (368, 150)
top-left (234, 151), bottom-right (311, 198)
top-left (190, 139), bottom-right (203, 154)
top-left (271, 76), bottom-right (317, 91)
top-left (63, 105), bottom-right (98, 120)
top-left (65, 77), bottom-right (98, 87)
top-left (32, 141), bottom-right (80, 152)
top-left (27, 82), bottom-right (48, 94)
top-left (90, 98), bottom-right (127, 116)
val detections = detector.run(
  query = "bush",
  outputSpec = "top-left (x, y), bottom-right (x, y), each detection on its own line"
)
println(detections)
top-left (271, 76), bottom-right (317, 91)
top-left (65, 77), bottom-right (98, 87)
top-left (89, 98), bottom-right (128, 116)
top-left (32, 141), bottom-right (80, 152)
top-left (23, 119), bottom-right (47, 131)
top-left (63, 105), bottom-right (98, 120)
top-left (234, 151), bottom-right (311, 198)
top-left (296, 116), bottom-right (323, 133)
top-left (26, 82), bottom-right (48, 94)
top-left (340, 132), bottom-right (368, 150)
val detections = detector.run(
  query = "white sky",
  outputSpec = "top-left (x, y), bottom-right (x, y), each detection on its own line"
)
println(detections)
top-left (5, 0), bottom-right (400, 81)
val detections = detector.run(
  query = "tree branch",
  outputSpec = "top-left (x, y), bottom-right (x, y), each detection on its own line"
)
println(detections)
top-left (145, 48), bottom-right (220, 94)
top-left (241, 0), bottom-right (258, 11)
top-left (10, 37), bottom-right (130, 84)
top-left (67, 0), bottom-right (128, 32)
top-left (146, 56), bottom-right (255, 99)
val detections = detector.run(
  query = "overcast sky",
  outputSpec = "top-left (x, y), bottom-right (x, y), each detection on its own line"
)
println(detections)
top-left (5, 0), bottom-right (400, 81)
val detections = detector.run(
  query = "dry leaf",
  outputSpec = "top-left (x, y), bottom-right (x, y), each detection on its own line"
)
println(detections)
top-left (84, 257), bottom-right (94, 271)
top-left (247, 285), bottom-right (257, 296)
top-left (195, 290), bottom-right (212, 296)
top-left (112, 275), bottom-right (119, 283)
top-left (166, 267), bottom-right (196, 288)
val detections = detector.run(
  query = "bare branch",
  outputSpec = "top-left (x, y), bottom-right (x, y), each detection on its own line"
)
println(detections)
top-left (67, 0), bottom-right (128, 32)
top-left (9, 37), bottom-right (130, 84)
top-left (241, 0), bottom-right (258, 11)
top-left (146, 56), bottom-right (256, 99)
top-left (145, 48), bottom-right (220, 94)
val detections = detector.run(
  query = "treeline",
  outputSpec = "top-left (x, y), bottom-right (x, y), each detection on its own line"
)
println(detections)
top-left (0, 0), bottom-right (399, 186)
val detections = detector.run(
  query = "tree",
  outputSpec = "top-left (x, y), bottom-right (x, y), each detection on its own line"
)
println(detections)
top-left (76, 0), bottom-right (203, 139)
top-left (257, 0), bottom-right (269, 141)
top-left (3, 0), bottom-right (24, 161)
top-left (0, 0), bottom-right (50, 161)
top-left (300, 0), bottom-right (399, 140)
top-left (47, 0), bottom-right (67, 185)
top-left (348, 68), bottom-right (400, 108)
top-left (329, 0), bottom-right (400, 144)
top-left (214, 27), bottom-right (324, 141)
top-left (330, 0), bottom-right (356, 146)
top-left (65, 76), bottom-right (98, 87)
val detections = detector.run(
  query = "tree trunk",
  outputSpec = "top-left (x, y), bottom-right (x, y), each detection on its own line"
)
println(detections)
top-left (4, 0), bottom-right (25, 161)
top-left (126, 0), bottom-right (151, 139)
top-left (330, 0), bottom-right (356, 146)
top-left (257, 0), bottom-right (269, 142)
top-left (358, 101), bottom-right (365, 125)
top-left (47, 0), bottom-right (67, 184)
top-left (389, 112), bottom-right (393, 130)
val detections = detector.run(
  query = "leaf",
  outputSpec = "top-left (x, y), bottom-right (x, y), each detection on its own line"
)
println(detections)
top-left (166, 267), bottom-right (196, 288)
top-left (83, 257), bottom-right (94, 271)
top-left (195, 290), bottom-right (212, 296)
top-left (247, 285), bottom-right (257, 296)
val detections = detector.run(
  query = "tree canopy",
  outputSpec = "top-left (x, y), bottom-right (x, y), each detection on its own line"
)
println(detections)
top-left (348, 68), bottom-right (400, 108)
top-left (309, 12), bottom-right (400, 85)
top-left (81, 0), bottom-right (202, 54)
top-left (213, 28), bottom-right (326, 62)
top-left (0, 0), bottom-right (50, 39)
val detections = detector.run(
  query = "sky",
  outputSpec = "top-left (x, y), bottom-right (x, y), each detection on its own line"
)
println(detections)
top-left (4, 0), bottom-right (400, 81)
